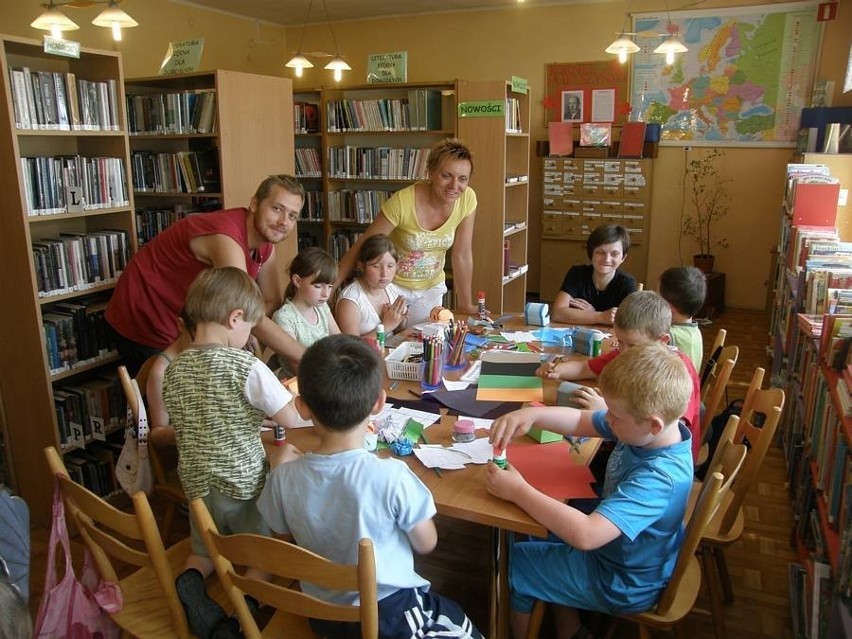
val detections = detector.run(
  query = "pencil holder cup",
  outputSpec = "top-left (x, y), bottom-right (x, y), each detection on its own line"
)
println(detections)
top-left (420, 341), bottom-right (445, 391)
top-left (444, 341), bottom-right (468, 371)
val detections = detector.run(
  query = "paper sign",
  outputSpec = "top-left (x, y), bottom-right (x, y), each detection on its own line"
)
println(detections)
top-left (367, 51), bottom-right (408, 84)
top-left (160, 38), bottom-right (204, 76)
top-left (511, 76), bottom-right (528, 94)
top-left (458, 101), bottom-right (504, 118)
top-left (44, 37), bottom-right (80, 59)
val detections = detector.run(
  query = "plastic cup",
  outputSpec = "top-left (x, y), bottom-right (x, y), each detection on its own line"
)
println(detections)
top-left (420, 343), bottom-right (445, 391)
top-left (445, 344), bottom-right (468, 371)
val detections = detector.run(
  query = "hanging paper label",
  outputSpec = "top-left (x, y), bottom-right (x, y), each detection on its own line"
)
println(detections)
top-left (367, 51), bottom-right (408, 84)
top-left (44, 37), bottom-right (80, 59)
top-left (159, 38), bottom-right (205, 76)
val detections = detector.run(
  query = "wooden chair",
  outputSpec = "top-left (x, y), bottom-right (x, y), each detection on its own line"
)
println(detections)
top-left (44, 445), bottom-right (195, 638)
top-left (526, 428), bottom-right (747, 639)
top-left (700, 328), bottom-right (727, 390)
top-left (118, 361), bottom-right (187, 543)
top-left (190, 498), bottom-right (379, 639)
top-left (696, 345), bottom-right (739, 465)
top-left (694, 369), bottom-right (785, 639)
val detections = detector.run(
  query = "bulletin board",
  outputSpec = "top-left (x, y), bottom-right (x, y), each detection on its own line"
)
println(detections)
top-left (544, 60), bottom-right (629, 126)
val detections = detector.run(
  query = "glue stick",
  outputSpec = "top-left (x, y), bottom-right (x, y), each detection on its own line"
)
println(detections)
top-left (492, 445), bottom-right (508, 469)
top-left (274, 425), bottom-right (286, 446)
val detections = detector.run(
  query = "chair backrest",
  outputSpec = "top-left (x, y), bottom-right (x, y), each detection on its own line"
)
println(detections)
top-left (44, 446), bottom-right (190, 638)
top-left (718, 379), bottom-right (785, 535)
top-left (699, 345), bottom-right (739, 441)
top-left (189, 498), bottom-right (379, 639)
top-left (118, 362), bottom-right (169, 487)
top-left (655, 434), bottom-right (747, 616)
top-left (700, 328), bottom-right (727, 389)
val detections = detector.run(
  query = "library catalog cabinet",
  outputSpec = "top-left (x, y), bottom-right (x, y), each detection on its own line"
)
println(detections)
top-left (0, 34), bottom-right (135, 523)
top-left (538, 157), bottom-right (653, 303)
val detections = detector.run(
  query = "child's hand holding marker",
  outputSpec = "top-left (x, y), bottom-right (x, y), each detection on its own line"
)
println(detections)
top-left (535, 355), bottom-right (566, 380)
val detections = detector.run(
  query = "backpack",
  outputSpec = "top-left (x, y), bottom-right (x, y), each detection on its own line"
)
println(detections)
top-left (695, 399), bottom-right (743, 481)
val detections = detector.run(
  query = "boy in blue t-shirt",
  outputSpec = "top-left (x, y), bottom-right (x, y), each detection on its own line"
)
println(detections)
top-left (258, 335), bottom-right (483, 639)
top-left (487, 341), bottom-right (694, 639)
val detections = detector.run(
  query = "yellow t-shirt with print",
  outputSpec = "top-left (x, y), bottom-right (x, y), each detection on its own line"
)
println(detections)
top-left (382, 183), bottom-right (477, 290)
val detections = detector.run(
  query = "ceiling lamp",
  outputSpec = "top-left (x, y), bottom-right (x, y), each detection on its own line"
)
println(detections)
top-left (605, 34), bottom-right (640, 64)
top-left (30, 3), bottom-right (79, 40)
top-left (604, 1), bottom-right (639, 64)
top-left (654, 31), bottom-right (688, 65)
top-left (91, 1), bottom-right (138, 42)
top-left (31, 0), bottom-right (139, 42)
top-left (285, 0), bottom-right (350, 82)
top-left (653, 0), bottom-right (687, 65)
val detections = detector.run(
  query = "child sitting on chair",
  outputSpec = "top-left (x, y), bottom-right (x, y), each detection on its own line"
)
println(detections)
top-left (257, 334), bottom-right (483, 639)
top-left (335, 234), bottom-right (408, 339)
top-left (551, 224), bottom-right (637, 325)
top-left (164, 267), bottom-right (299, 639)
top-left (487, 342), bottom-right (695, 639)
top-left (659, 266), bottom-right (707, 372)
top-left (272, 247), bottom-right (341, 374)
top-left (538, 291), bottom-right (701, 462)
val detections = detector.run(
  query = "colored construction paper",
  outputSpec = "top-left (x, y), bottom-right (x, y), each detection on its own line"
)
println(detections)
top-left (507, 444), bottom-right (597, 500)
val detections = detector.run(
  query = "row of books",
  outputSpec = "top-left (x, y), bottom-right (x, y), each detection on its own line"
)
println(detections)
top-left (62, 441), bottom-right (123, 497)
top-left (43, 298), bottom-right (115, 375)
top-left (326, 146), bottom-right (429, 181)
top-left (125, 90), bottom-right (217, 135)
top-left (325, 90), bottom-right (443, 132)
top-left (20, 155), bottom-right (130, 217)
top-left (300, 191), bottom-right (323, 221)
top-left (8, 68), bottom-right (119, 131)
top-left (130, 148), bottom-right (221, 194)
top-left (505, 97), bottom-right (523, 134)
top-left (54, 371), bottom-right (123, 448)
top-left (329, 230), bottom-right (364, 261)
top-left (295, 147), bottom-right (321, 178)
top-left (327, 189), bottom-right (391, 224)
top-left (294, 101), bottom-right (319, 134)
top-left (135, 201), bottom-right (221, 247)
top-left (33, 229), bottom-right (130, 298)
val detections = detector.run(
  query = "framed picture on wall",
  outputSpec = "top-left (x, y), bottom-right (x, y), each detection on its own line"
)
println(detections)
top-left (561, 90), bottom-right (584, 122)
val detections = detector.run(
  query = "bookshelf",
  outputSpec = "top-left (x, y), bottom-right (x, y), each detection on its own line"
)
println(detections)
top-left (125, 70), bottom-right (297, 293)
top-left (538, 158), bottom-right (654, 303)
top-left (293, 87), bottom-right (323, 250)
top-left (0, 34), bottom-right (136, 522)
top-left (769, 155), bottom-right (852, 637)
top-left (457, 79), bottom-right (530, 313)
top-left (318, 81), bottom-right (458, 261)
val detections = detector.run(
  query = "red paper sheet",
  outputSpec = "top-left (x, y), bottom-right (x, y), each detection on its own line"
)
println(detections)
top-left (507, 444), bottom-right (597, 500)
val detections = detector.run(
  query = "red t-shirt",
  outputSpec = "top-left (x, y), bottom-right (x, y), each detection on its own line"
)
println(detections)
top-left (588, 347), bottom-right (702, 463)
top-left (105, 208), bottom-right (272, 349)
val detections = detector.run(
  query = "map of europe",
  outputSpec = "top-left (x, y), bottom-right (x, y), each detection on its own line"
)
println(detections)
top-left (630, 4), bottom-right (820, 145)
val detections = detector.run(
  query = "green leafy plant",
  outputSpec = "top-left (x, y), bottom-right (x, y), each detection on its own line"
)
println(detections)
top-left (682, 148), bottom-right (731, 257)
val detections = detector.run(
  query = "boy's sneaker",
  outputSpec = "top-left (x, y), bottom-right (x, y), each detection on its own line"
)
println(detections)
top-left (210, 616), bottom-right (244, 639)
top-left (175, 568), bottom-right (228, 639)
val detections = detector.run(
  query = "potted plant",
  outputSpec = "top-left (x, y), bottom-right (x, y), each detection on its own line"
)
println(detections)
top-left (681, 148), bottom-right (730, 274)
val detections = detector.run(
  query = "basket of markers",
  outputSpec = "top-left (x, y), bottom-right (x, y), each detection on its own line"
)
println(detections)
top-left (384, 341), bottom-right (424, 381)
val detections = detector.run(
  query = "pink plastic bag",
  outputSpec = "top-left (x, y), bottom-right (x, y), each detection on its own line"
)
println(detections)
top-left (34, 479), bottom-right (123, 639)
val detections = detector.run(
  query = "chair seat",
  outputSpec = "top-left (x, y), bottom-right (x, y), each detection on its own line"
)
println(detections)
top-left (113, 537), bottom-right (231, 638)
top-left (624, 558), bottom-right (701, 627)
top-left (262, 610), bottom-right (315, 638)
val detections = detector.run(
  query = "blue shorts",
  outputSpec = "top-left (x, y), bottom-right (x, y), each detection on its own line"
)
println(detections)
top-left (510, 539), bottom-right (659, 615)
top-left (309, 586), bottom-right (483, 639)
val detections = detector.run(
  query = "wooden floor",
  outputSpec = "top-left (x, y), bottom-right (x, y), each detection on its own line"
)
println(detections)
top-left (27, 308), bottom-right (796, 638)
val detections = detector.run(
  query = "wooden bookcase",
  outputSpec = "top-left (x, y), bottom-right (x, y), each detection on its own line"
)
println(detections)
top-left (538, 158), bottom-right (653, 303)
top-left (457, 79), bottom-right (530, 314)
top-left (769, 154), bottom-right (852, 637)
top-left (0, 34), bottom-right (135, 523)
top-left (126, 70), bottom-right (297, 292)
top-left (319, 81), bottom-right (459, 262)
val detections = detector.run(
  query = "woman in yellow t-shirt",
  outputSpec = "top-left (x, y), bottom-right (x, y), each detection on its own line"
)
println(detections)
top-left (335, 138), bottom-right (478, 324)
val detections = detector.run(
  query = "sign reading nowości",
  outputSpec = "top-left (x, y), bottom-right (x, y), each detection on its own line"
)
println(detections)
top-left (458, 101), bottom-right (504, 118)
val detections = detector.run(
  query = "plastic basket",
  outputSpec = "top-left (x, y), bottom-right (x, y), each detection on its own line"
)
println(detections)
top-left (384, 341), bottom-right (423, 381)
